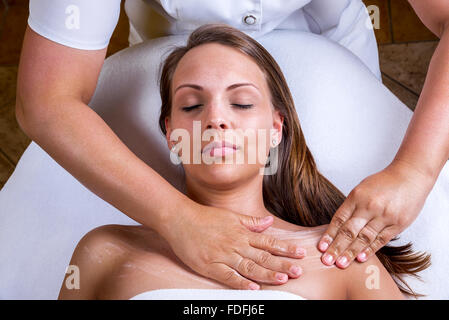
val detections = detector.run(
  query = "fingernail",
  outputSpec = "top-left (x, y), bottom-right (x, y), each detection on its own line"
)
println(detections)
top-left (323, 253), bottom-right (334, 265)
top-left (249, 283), bottom-right (260, 290)
top-left (358, 252), bottom-right (367, 262)
top-left (276, 273), bottom-right (288, 282)
top-left (296, 247), bottom-right (306, 256)
top-left (290, 266), bottom-right (302, 276)
top-left (319, 241), bottom-right (329, 252)
top-left (261, 216), bottom-right (273, 224)
top-left (337, 256), bottom-right (348, 267)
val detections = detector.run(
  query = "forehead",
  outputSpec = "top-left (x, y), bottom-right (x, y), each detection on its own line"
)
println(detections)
top-left (172, 43), bottom-right (267, 90)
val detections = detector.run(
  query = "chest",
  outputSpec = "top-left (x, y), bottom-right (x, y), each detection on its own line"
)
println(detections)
top-left (99, 249), bottom-right (347, 299)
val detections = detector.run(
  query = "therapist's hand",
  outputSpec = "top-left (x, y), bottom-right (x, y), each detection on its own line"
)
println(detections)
top-left (317, 159), bottom-right (435, 268)
top-left (159, 202), bottom-right (306, 290)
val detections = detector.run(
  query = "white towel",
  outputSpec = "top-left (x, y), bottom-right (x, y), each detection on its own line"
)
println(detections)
top-left (130, 289), bottom-right (306, 300)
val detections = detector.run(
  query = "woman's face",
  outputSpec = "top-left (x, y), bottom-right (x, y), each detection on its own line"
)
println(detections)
top-left (165, 43), bottom-right (283, 188)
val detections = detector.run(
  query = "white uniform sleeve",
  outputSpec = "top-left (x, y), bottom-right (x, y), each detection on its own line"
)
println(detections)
top-left (28, 0), bottom-right (121, 50)
top-left (304, 0), bottom-right (381, 80)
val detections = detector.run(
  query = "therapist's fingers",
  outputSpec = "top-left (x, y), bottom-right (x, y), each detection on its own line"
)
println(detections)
top-left (334, 218), bottom-right (385, 268)
top-left (239, 215), bottom-right (275, 233)
top-left (237, 247), bottom-right (304, 279)
top-left (248, 233), bottom-right (306, 259)
top-left (229, 254), bottom-right (290, 285)
top-left (320, 215), bottom-right (369, 267)
top-left (206, 262), bottom-right (260, 290)
top-left (356, 226), bottom-right (398, 262)
top-left (318, 195), bottom-right (357, 253)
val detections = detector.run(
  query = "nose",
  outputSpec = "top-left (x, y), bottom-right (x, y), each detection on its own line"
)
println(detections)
top-left (204, 103), bottom-right (230, 131)
top-left (206, 118), bottom-right (228, 130)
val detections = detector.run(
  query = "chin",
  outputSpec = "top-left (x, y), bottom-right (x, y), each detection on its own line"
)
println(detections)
top-left (186, 163), bottom-right (260, 189)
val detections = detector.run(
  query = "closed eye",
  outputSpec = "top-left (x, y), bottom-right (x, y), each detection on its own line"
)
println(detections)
top-left (181, 104), bottom-right (202, 112)
top-left (181, 104), bottom-right (254, 112)
top-left (233, 104), bottom-right (253, 109)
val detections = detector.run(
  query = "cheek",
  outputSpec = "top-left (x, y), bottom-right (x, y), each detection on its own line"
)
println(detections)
top-left (168, 114), bottom-right (194, 138)
top-left (240, 125), bottom-right (272, 167)
top-left (236, 111), bottom-right (272, 137)
top-left (170, 111), bottom-right (190, 129)
top-left (167, 116), bottom-right (195, 155)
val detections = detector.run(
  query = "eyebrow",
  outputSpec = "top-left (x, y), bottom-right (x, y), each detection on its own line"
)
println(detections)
top-left (174, 82), bottom-right (259, 94)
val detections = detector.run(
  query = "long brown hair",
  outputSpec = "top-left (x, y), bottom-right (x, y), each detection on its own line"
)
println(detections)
top-left (158, 24), bottom-right (430, 297)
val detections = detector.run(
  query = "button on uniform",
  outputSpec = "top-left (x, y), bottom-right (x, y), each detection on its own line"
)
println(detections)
top-left (243, 14), bottom-right (257, 25)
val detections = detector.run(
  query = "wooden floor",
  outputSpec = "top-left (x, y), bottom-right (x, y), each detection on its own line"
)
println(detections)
top-left (0, 0), bottom-right (440, 188)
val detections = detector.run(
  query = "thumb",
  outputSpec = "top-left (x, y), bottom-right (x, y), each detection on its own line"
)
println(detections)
top-left (240, 215), bottom-right (274, 233)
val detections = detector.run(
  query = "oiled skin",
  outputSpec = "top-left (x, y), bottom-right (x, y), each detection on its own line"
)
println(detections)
top-left (58, 221), bottom-right (404, 300)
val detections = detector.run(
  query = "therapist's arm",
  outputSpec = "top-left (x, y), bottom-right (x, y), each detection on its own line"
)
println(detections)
top-left (16, 26), bottom-right (305, 290)
top-left (317, 0), bottom-right (449, 268)
top-left (393, 0), bottom-right (449, 180)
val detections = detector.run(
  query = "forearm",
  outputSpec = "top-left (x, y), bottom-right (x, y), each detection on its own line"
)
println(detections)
top-left (392, 25), bottom-right (449, 181)
top-left (17, 96), bottom-right (189, 235)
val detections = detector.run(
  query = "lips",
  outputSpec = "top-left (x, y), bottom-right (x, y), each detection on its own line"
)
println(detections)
top-left (202, 140), bottom-right (239, 156)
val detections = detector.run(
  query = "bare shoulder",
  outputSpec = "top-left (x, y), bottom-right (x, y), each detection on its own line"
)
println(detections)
top-left (343, 254), bottom-right (405, 300)
top-left (262, 224), bottom-right (404, 299)
top-left (261, 224), bottom-right (348, 299)
top-left (58, 224), bottom-right (156, 299)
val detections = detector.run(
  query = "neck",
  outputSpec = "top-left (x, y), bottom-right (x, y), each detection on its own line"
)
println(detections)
top-left (185, 174), bottom-right (272, 219)
top-left (184, 172), bottom-right (308, 231)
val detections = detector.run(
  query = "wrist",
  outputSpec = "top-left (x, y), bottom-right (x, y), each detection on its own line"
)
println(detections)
top-left (154, 193), bottom-right (200, 241)
top-left (389, 157), bottom-right (437, 189)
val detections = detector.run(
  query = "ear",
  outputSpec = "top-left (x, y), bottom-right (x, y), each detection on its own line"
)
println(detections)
top-left (165, 117), bottom-right (172, 149)
top-left (272, 109), bottom-right (284, 144)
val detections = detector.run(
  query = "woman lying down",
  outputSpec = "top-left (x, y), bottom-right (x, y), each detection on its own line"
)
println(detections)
top-left (59, 24), bottom-right (429, 300)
